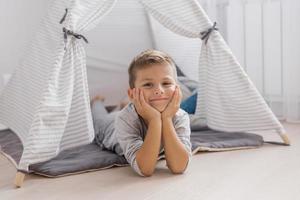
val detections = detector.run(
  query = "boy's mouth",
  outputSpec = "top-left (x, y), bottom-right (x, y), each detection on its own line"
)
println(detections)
top-left (149, 98), bottom-right (169, 102)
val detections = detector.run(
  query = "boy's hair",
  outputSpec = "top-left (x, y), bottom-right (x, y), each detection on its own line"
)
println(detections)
top-left (128, 49), bottom-right (177, 88)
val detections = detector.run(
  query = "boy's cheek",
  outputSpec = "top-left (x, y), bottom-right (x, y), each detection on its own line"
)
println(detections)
top-left (170, 85), bottom-right (176, 92)
top-left (127, 89), bottom-right (134, 100)
top-left (170, 87), bottom-right (176, 95)
top-left (140, 89), bottom-right (149, 101)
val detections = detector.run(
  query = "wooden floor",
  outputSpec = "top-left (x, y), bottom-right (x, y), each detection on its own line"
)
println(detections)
top-left (0, 122), bottom-right (299, 200)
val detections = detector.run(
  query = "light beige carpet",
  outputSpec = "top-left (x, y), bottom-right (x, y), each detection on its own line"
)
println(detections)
top-left (0, 122), bottom-right (299, 200)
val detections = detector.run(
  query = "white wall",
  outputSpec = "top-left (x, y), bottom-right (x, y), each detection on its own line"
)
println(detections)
top-left (225, 0), bottom-right (300, 120)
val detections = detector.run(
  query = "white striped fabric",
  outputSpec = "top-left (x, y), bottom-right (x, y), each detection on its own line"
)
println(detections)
top-left (141, 0), bottom-right (285, 135)
top-left (0, 0), bottom-right (116, 171)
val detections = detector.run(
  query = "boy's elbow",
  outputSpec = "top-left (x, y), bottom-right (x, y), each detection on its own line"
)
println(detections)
top-left (142, 172), bottom-right (153, 177)
top-left (136, 151), bottom-right (156, 177)
top-left (140, 169), bottom-right (154, 177)
top-left (136, 160), bottom-right (154, 177)
top-left (170, 167), bottom-right (186, 174)
top-left (168, 161), bottom-right (189, 175)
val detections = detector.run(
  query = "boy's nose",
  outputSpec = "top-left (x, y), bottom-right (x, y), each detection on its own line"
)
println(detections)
top-left (154, 86), bottom-right (164, 95)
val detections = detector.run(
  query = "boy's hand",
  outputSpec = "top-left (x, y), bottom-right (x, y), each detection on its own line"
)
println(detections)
top-left (161, 85), bottom-right (182, 119)
top-left (132, 88), bottom-right (161, 124)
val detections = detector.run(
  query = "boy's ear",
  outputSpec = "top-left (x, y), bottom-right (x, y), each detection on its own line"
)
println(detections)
top-left (127, 88), bottom-right (133, 101)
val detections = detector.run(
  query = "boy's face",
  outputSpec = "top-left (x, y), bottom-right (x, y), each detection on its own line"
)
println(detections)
top-left (128, 63), bottom-right (177, 112)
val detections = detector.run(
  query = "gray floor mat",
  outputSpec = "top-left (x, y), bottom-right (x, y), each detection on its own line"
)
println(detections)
top-left (0, 128), bottom-right (263, 177)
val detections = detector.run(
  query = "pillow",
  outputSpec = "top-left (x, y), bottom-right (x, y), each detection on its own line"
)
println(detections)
top-left (180, 92), bottom-right (197, 114)
top-left (177, 76), bottom-right (199, 93)
top-left (178, 76), bottom-right (199, 103)
top-left (175, 64), bottom-right (186, 77)
top-left (177, 75), bottom-right (207, 131)
top-left (177, 80), bottom-right (193, 101)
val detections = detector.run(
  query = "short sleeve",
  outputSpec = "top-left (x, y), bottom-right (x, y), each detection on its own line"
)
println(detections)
top-left (114, 114), bottom-right (145, 176)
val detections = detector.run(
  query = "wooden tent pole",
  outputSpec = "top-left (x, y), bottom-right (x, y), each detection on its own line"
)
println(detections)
top-left (280, 133), bottom-right (291, 145)
top-left (14, 171), bottom-right (25, 188)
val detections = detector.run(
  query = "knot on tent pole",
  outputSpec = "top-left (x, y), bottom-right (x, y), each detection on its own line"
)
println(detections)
top-left (59, 8), bottom-right (89, 50)
top-left (200, 22), bottom-right (218, 45)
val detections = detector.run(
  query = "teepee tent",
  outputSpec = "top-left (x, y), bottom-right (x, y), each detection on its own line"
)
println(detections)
top-left (0, 0), bottom-right (289, 174)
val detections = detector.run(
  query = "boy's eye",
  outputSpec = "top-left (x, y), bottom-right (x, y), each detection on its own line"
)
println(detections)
top-left (143, 83), bottom-right (152, 87)
top-left (163, 82), bottom-right (173, 86)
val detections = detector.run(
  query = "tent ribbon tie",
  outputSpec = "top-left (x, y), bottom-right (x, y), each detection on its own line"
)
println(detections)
top-left (59, 8), bottom-right (68, 24)
top-left (62, 27), bottom-right (89, 44)
top-left (60, 8), bottom-right (89, 50)
top-left (200, 22), bottom-right (218, 45)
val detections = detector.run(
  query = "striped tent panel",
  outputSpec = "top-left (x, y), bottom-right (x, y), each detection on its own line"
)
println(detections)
top-left (0, 0), bottom-right (69, 170)
top-left (0, 0), bottom-right (117, 171)
top-left (74, 0), bottom-right (117, 32)
top-left (141, 0), bottom-right (210, 38)
top-left (198, 32), bottom-right (284, 133)
top-left (141, 0), bottom-right (285, 134)
top-left (0, 1), bottom-right (68, 144)
top-left (19, 0), bottom-right (116, 170)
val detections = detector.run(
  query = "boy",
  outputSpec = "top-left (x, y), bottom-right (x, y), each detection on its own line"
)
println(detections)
top-left (92, 50), bottom-right (192, 177)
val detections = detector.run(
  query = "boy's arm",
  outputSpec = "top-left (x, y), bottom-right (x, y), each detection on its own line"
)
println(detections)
top-left (129, 88), bottom-right (162, 176)
top-left (162, 117), bottom-right (190, 174)
top-left (161, 86), bottom-right (190, 174)
top-left (136, 118), bottom-right (162, 177)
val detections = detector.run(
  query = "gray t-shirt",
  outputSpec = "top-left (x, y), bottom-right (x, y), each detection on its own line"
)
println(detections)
top-left (114, 103), bottom-right (192, 176)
